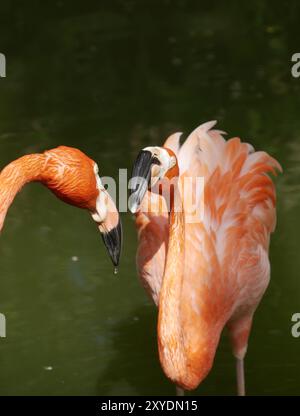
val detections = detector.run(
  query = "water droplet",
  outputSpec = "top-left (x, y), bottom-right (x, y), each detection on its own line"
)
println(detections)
top-left (114, 267), bottom-right (118, 275)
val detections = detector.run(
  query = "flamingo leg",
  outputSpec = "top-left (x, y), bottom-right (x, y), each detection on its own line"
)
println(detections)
top-left (236, 358), bottom-right (245, 396)
top-left (176, 386), bottom-right (185, 396)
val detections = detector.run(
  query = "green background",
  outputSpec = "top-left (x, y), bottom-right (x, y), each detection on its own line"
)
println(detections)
top-left (0, 0), bottom-right (299, 395)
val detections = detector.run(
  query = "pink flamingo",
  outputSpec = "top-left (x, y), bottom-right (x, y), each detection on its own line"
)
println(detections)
top-left (0, 146), bottom-right (122, 266)
top-left (129, 121), bottom-right (281, 395)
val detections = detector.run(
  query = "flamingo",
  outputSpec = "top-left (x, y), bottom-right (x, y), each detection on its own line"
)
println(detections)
top-left (0, 146), bottom-right (122, 267)
top-left (129, 121), bottom-right (282, 395)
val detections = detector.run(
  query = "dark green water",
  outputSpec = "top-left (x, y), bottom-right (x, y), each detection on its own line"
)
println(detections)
top-left (0, 1), bottom-right (299, 395)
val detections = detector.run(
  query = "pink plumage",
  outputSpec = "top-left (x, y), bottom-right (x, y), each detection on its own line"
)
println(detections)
top-left (133, 121), bottom-right (282, 393)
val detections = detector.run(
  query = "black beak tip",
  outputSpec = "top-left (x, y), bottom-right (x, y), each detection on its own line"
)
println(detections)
top-left (101, 220), bottom-right (123, 267)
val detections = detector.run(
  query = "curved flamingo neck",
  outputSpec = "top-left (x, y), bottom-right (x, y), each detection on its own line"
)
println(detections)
top-left (0, 154), bottom-right (45, 231)
top-left (157, 177), bottom-right (221, 390)
top-left (157, 179), bottom-right (188, 386)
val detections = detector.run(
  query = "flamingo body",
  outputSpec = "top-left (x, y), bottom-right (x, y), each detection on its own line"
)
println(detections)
top-left (133, 122), bottom-right (281, 390)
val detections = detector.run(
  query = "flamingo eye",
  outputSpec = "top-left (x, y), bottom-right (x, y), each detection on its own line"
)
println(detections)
top-left (152, 156), bottom-right (161, 165)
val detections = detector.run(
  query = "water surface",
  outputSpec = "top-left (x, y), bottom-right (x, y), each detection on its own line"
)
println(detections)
top-left (0, 1), bottom-right (299, 395)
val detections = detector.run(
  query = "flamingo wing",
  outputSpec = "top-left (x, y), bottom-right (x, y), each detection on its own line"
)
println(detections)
top-left (176, 122), bottom-right (282, 359)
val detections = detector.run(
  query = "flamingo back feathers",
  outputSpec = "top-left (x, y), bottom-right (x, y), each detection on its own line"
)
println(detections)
top-left (164, 122), bottom-right (282, 352)
top-left (163, 121), bottom-right (282, 237)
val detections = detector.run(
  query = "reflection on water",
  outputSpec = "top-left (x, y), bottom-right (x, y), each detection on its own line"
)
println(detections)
top-left (0, 1), bottom-right (300, 395)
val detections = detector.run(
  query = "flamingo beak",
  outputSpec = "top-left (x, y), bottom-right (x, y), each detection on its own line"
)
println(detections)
top-left (97, 192), bottom-right (122, 267)
top-left (100, 219), bottom-right (122, 267)
top-left (129, 150), bottom-right (153, 213)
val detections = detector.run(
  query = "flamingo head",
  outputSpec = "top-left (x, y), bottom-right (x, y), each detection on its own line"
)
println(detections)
top-left (129, 146), bottom-right (178, 213)
top-left (41, 146), bottom-right (122, 267)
